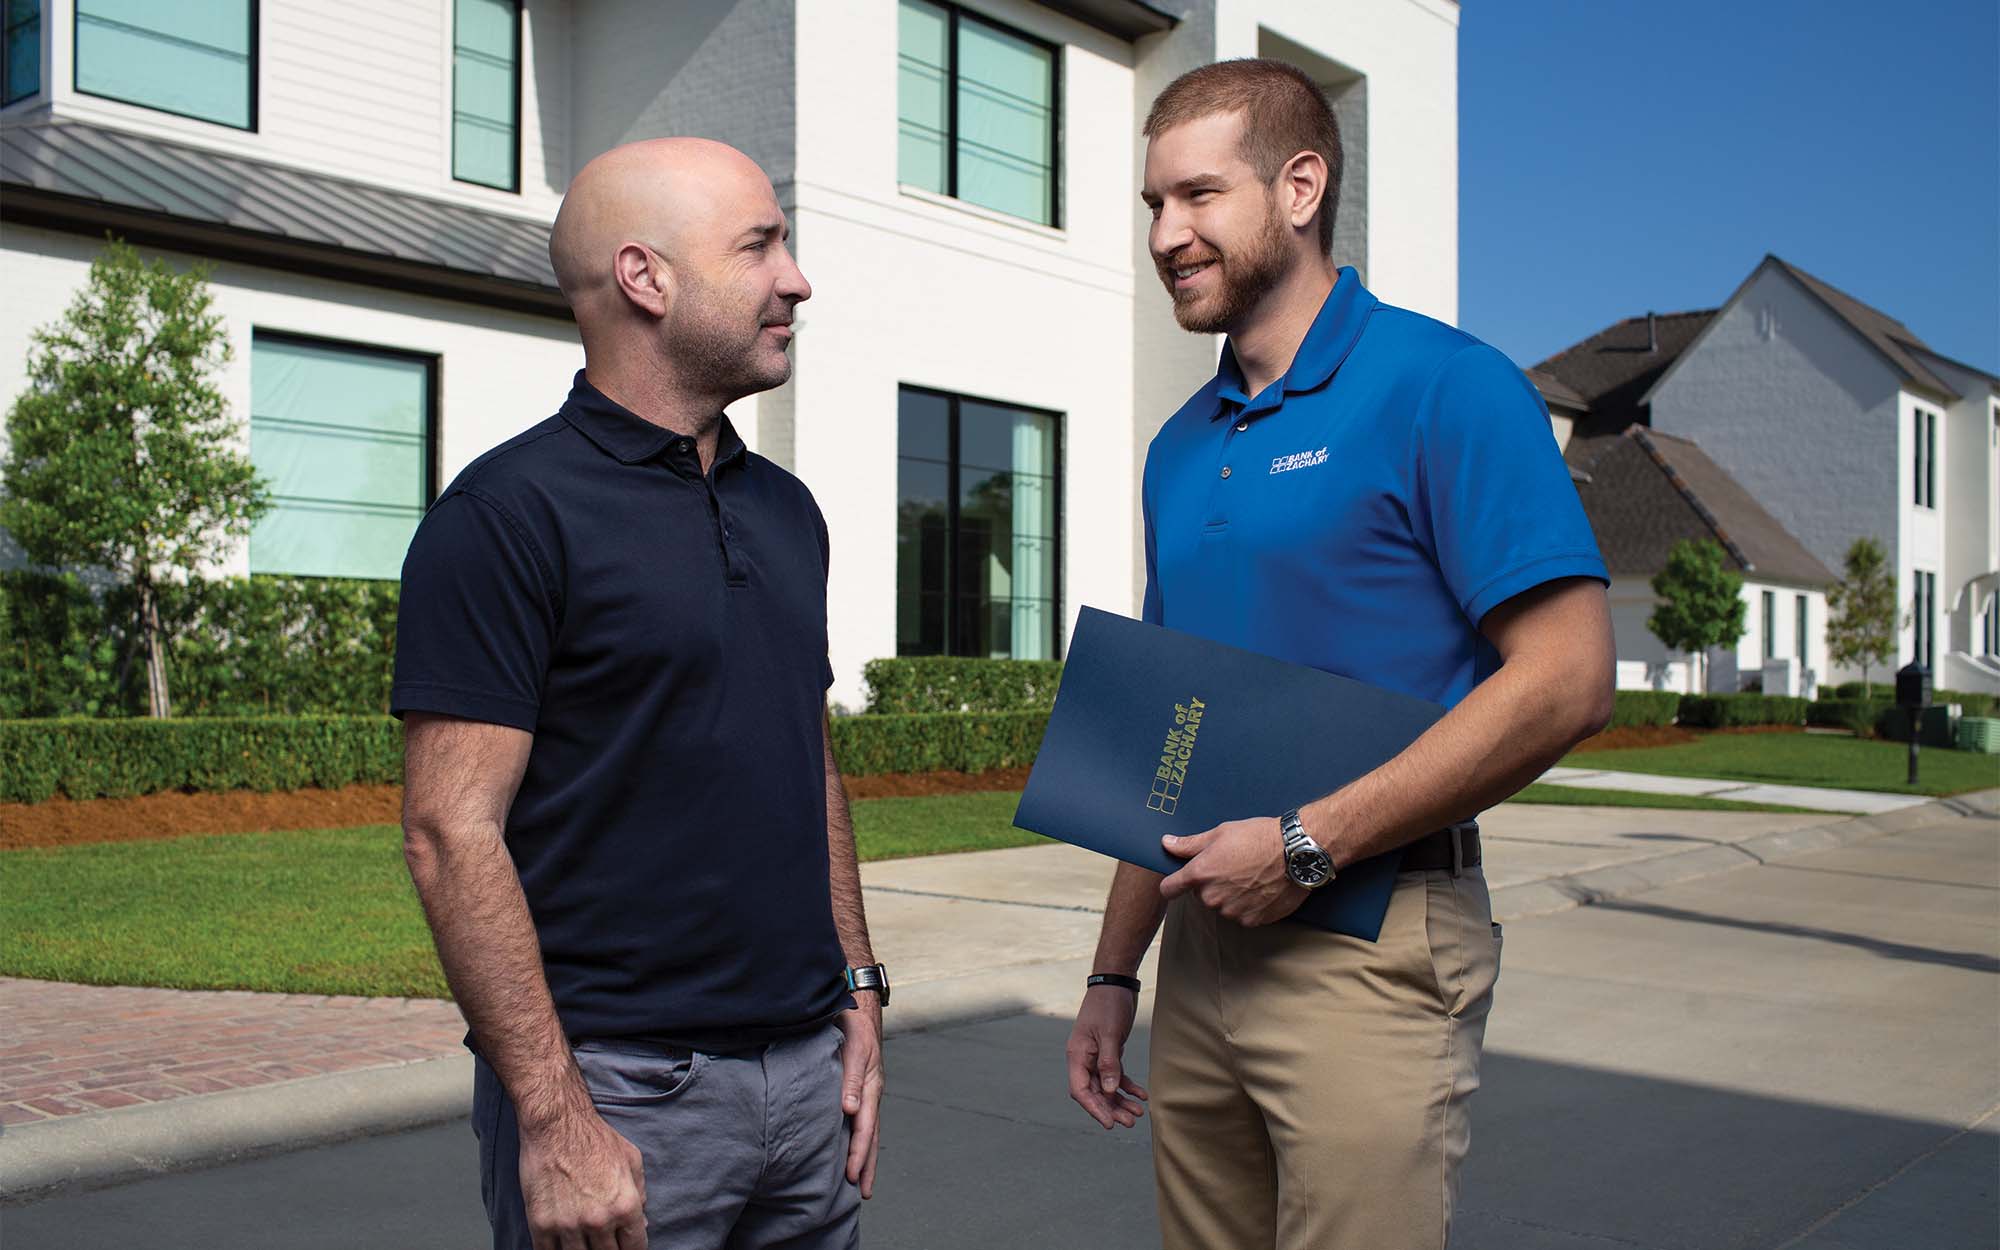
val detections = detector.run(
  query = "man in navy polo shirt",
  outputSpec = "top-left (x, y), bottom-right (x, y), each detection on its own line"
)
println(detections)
top-left (1064, 61), bottom-right (1614, 1249)
top-left (395, 139), bottom-right (884, 1250)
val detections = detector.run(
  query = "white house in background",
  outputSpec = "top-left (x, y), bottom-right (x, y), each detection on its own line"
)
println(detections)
top-left (1570, 426), bottom-right (1833, 695)
top-left (0, 0), bottom-right (1462, 708)
top-left (1536, 256), bottom-right (2000, 695)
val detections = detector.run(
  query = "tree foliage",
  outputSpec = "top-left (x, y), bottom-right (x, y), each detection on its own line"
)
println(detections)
top-left (1648, 538), bottom-right (1747, 693)
top-left (1825, 536), bottom-right (1897, 689)
top-left (0, 238), bottom-right (268, 716)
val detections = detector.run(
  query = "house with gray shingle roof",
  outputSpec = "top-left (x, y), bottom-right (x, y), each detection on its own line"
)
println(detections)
top-left (1533, 255), bottom-right (1999, 695)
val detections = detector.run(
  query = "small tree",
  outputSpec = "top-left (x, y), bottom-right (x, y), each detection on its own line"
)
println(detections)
top-left (1, 238), bottom-right (268, 717)
top-left (1826, 536), bottom-right (1897, 692)
top-left (1648, 538), bottom-right (1747, 694)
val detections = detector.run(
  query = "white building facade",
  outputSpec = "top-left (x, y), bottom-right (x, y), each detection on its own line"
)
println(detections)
top-left (1, 0), bottom-right (1461, 706)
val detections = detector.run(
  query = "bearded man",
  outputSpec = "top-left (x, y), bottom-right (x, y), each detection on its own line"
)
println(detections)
top-left (395, 139), bottom-right (885, 1250)
top-left (1063, 60), bottom-right (1614, 1250)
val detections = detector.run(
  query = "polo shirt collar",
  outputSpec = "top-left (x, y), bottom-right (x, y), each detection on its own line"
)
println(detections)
top-left (1212, 266), bottom-right (1376, 418)
top-left (561, 371), bottom-right (749, 467)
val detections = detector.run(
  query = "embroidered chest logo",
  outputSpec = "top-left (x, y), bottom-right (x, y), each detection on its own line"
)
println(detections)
top-left (1146, 697), bottom-right (1206, 815)
top-left (1269, 446), bottom-right (1329, 475)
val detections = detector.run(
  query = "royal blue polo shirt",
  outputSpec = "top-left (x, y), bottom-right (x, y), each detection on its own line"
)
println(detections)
top-left (391, 373), bottom-right (849, 1047)
top-left (1142, 269), bottom-right (1606, 713)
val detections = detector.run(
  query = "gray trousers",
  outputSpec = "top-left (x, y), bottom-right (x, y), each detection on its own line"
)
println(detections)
top-left (473, 1023), bottom-right (861, 1249)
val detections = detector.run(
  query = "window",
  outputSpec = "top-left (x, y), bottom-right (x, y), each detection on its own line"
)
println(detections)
top-left (3, 0), bottom-right (38, 104)
top-left (1761, 590), bottom-right (1776, 661)
top-left (1795, 594), bottom-right (1808, 668)
top-left (452, 0), bottom-right (519, 191)
top-left (75, 0), bottom-right (253, 129)
top-left (897, 386), bottom-right (1061, 660)
top-left (898, 0), bottom-right (1059, 227)
top-left (1912, 407), bottom-right (1938, 507)
top-left (1913, 570), bottom-right (1936, 670)
top-left (249, 334), bottom-right (434, 580)
top-left (1984, 588), bottom-right (1999, 659)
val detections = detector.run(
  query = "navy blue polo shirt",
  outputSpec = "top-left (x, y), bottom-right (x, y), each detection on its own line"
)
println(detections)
top-left (1142, 270), bottom-right (1606, 711)
top-left (392, 373), bottom-right (848, 1045)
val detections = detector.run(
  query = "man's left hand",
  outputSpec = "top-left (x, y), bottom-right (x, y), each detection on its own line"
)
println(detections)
top-left (836, 1000), bottom-right (884, 1199)
top-left (1159, 817), bottom-right (1309, 927)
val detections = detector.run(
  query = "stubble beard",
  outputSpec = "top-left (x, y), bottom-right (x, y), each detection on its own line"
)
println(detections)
top-left (1162, 193), bottom-right (1291, 335)
top-left (667, 272), bottom-right (794, 400)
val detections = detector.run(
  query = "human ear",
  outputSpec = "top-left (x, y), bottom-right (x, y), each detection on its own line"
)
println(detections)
top-left (612, 242), bottom-right (671, 318)
top-left (1281, 151), bottom-right (1328, 235)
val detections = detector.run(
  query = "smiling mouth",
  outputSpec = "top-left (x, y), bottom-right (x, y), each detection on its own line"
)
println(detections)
top-left (1169, 259), bottom-right (1216, 285)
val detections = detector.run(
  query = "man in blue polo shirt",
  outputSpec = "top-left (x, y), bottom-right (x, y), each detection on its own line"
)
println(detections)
top-left (1064, 61), bottom-right (1614, 1249)
top-left (395, 139), bottom-right (885, 1250)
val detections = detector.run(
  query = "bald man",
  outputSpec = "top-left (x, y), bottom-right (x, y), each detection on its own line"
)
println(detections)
top-left (394, 139), bottom-right (882, 1250)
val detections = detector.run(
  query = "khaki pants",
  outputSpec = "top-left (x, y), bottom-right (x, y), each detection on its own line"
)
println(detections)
top-left (1150, 868), bottom-right (1501, 1250)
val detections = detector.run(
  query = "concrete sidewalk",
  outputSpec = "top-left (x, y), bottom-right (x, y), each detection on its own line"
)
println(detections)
top-left (3, 788), bottom-right (1992, 1204)
top-left (1539, 765), bottom-right (1937, 814)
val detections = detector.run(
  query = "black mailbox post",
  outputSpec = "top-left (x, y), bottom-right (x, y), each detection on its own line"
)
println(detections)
top-left (1896, 661), bottom-right (1931, 786)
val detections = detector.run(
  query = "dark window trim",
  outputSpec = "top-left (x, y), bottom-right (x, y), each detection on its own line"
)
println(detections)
top-left (250, 328), bottom-right (442, 541)
top-left (912, 0), bottom-right (1063, 230)
top-left (899, 381), bottom-right (1065, 661)
top-left (1794, 592), bottom-right (1807, 666)
top-left (1761, 589), bottom-right (1775, 662)
top-left (451, 0), bottom-right (523, 194)
top-left (73, 0), bottom-right (259, 132)
top-left (2, 0), bottom-right (41, 106)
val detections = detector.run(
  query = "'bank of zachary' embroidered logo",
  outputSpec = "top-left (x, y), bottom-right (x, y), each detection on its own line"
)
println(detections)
top-left (1269, 446), bottom-right (1329, 475)
top-left (1146, 697), bottom-right (1207, 815)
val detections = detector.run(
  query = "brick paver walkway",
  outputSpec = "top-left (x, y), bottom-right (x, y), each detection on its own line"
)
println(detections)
top-left (0, 978), bottom-right (465, 1127)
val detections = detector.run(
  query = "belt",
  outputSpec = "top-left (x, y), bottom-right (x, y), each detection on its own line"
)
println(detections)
top-left (1397, 821), bottom-right (1481, 875)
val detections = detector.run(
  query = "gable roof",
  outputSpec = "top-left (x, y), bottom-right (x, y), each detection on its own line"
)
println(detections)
top-left (1532, 308), bottom-right (1716, 467)
top-left (1574, 425), bottom-right (1834, 588)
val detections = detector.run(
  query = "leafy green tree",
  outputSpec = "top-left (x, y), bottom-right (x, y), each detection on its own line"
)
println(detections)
top-left (1, 238), bottom-right (268, 717)
top-left (1825, 536), bottom-right (1897, 692)
top-left (1648, 538), bottom-right (1747, 694)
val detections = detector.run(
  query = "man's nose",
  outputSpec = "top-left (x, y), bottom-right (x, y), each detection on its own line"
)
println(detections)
top-left (777, 245), bottom-right (812, 303)
top-left (1150, 208), bottom-right (1194, 261)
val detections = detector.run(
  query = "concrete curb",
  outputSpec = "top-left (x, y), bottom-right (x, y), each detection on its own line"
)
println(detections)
top-left (1491, 790), bottom-right (1995, 922)
top-left (6, 791), bottom-right (1988, 1204)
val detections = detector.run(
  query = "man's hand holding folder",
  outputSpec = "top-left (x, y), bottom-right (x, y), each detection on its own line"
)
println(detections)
top-left (1158, 819), bottom-right (1307, 928)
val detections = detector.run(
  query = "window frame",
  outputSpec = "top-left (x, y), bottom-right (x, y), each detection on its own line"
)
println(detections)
top-left (450, 0), bottom-right (523, 194)
top-left (900, 0), bottom-right (1064, 230)
top-left (896, 382), bottom-right (1065, 661)
top-left (1794, 593), bottom-right (1808, 668)
top-left (1760, 589), bottom-right (1775, 662)
top-left (1912, 406), bottom-right (1940, 508)
top-left (247, 327), bottom-right (441, 581)
top-left (2, 0), bottom-right (41, 106)
top-left (1913, 570), bottom-right (1936, 671)
top-left (72, 0), bottom-right (259, 132)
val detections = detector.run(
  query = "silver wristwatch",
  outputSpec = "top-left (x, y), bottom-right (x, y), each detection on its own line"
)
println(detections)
top-left (1279, 809), bottom-right (1335, 890)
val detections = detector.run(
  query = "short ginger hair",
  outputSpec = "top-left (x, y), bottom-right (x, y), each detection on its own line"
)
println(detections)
top-left (1143, 58), bottom-right (1343, 254)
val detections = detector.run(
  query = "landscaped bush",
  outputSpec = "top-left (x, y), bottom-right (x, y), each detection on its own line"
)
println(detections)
top-left (862, 657), bottom-right (1064, 715)
top-left (0, 716), bottom-right (404, 803)
top-left (1826, 681), bottom-right (1993, 717)
top-left (1676, 694), bottom-right (1810, 728)
top-left (830, 711), bottom-right (1049, 776)
top-left (1828, 681), bottom-right (1894, 701)
top-left (1807, 698), bottom-right (1890, 736)
top-left (0, 572), bottom-right (399, 719)
top-left (1608, 691), bottom-right (1681, 729)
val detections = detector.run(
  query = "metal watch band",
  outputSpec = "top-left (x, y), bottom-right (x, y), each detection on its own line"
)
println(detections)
top-left (1087, 973), bottom-right (1142, 993)
top-left (845, 963), bottom-right (891, 1007)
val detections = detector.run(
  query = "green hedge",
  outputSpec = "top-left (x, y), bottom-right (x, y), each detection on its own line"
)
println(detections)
top-left (0, 572), bottom-right (399, 719)
top-left (1827, 681), bottom-right (1995, 717)
top-left (1807, 699), bottom-right (1889, 735)
top-left (1677, 694), bottom-right (1810, 728)
top-left (862, 657), bottom-right (1064, 714)
top-left (1608, 691), bottom-right (1681, 729)
top-left (0, 716), bottom-right (404, 803)
top-left (830, 711), bottom-right (1049, 776)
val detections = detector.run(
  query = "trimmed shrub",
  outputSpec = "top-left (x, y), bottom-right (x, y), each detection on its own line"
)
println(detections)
top-left (0, 716), bottom-right (404, 803)
top-left (1608, 691), bottom-right (1681, 730)
top-left (862, 657), bottom-right (1064, 714)
top-left (1676, 694), bottom-right (1810, 729)
top-left (1807, 699), bottom-right (1889, 736)
top-left (1828, 681), bottom-right (1894, 701)
top-left (830, 711), bottom-right (1050, 776)
top-left (1826, 682), bottom-right (1994, 718)
top-left (1871, 704), bottom-right (1960, 748)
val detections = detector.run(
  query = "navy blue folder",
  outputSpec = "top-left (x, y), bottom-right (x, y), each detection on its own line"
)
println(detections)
top-left (1012, 607), bottom-right (1446, 941)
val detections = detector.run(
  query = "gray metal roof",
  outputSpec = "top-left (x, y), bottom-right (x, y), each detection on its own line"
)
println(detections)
top-left (1, 118), bottom-right (566, 317)
top-left (1036, 0), bottom-right (1180, 40)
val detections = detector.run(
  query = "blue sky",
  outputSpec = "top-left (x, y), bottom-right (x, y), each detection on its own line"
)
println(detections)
top-left (1457, 0), bottom-right (1999, 374)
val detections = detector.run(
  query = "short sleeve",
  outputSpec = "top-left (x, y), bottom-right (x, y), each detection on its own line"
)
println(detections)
top-left (391, 491), bottom-right (557, 731)
top-left (1414, 345), bottom-right (1608, 626)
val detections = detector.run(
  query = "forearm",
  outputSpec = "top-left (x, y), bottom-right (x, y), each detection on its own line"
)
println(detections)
top-left (1091, 862), bottom-right (1170, 976)
top-left (1305, 649), bottom-right (1608, 869)
top-left (403, 821), bottom-right (589, 1130)
top-left (823, 720), bottom-right (874, 968)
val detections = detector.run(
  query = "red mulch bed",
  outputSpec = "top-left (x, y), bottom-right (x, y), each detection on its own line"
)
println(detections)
top-left (1, 768), bottom-right (1034, 851)
top-left (1570, 723), bottom-right (1810, 753)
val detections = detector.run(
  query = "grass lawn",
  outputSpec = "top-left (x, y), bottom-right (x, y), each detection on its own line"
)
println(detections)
top-left (1509, 783), bottom-right (1815, 814)
top-left (2, 781), bottom-right (1836, 997)
top-left (1563, 732), bottom-right (1999, 796)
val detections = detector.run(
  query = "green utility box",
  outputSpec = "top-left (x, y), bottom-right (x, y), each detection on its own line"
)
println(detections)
top-left (1957, 717), bottom-right (2000, 754)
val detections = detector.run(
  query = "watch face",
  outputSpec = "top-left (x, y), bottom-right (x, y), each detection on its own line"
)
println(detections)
top-left (1288, 847), bottom-right (1331, 887)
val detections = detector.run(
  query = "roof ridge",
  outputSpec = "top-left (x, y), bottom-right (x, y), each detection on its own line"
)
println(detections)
top-left (1625, 426), bottom-right (1756, 573)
